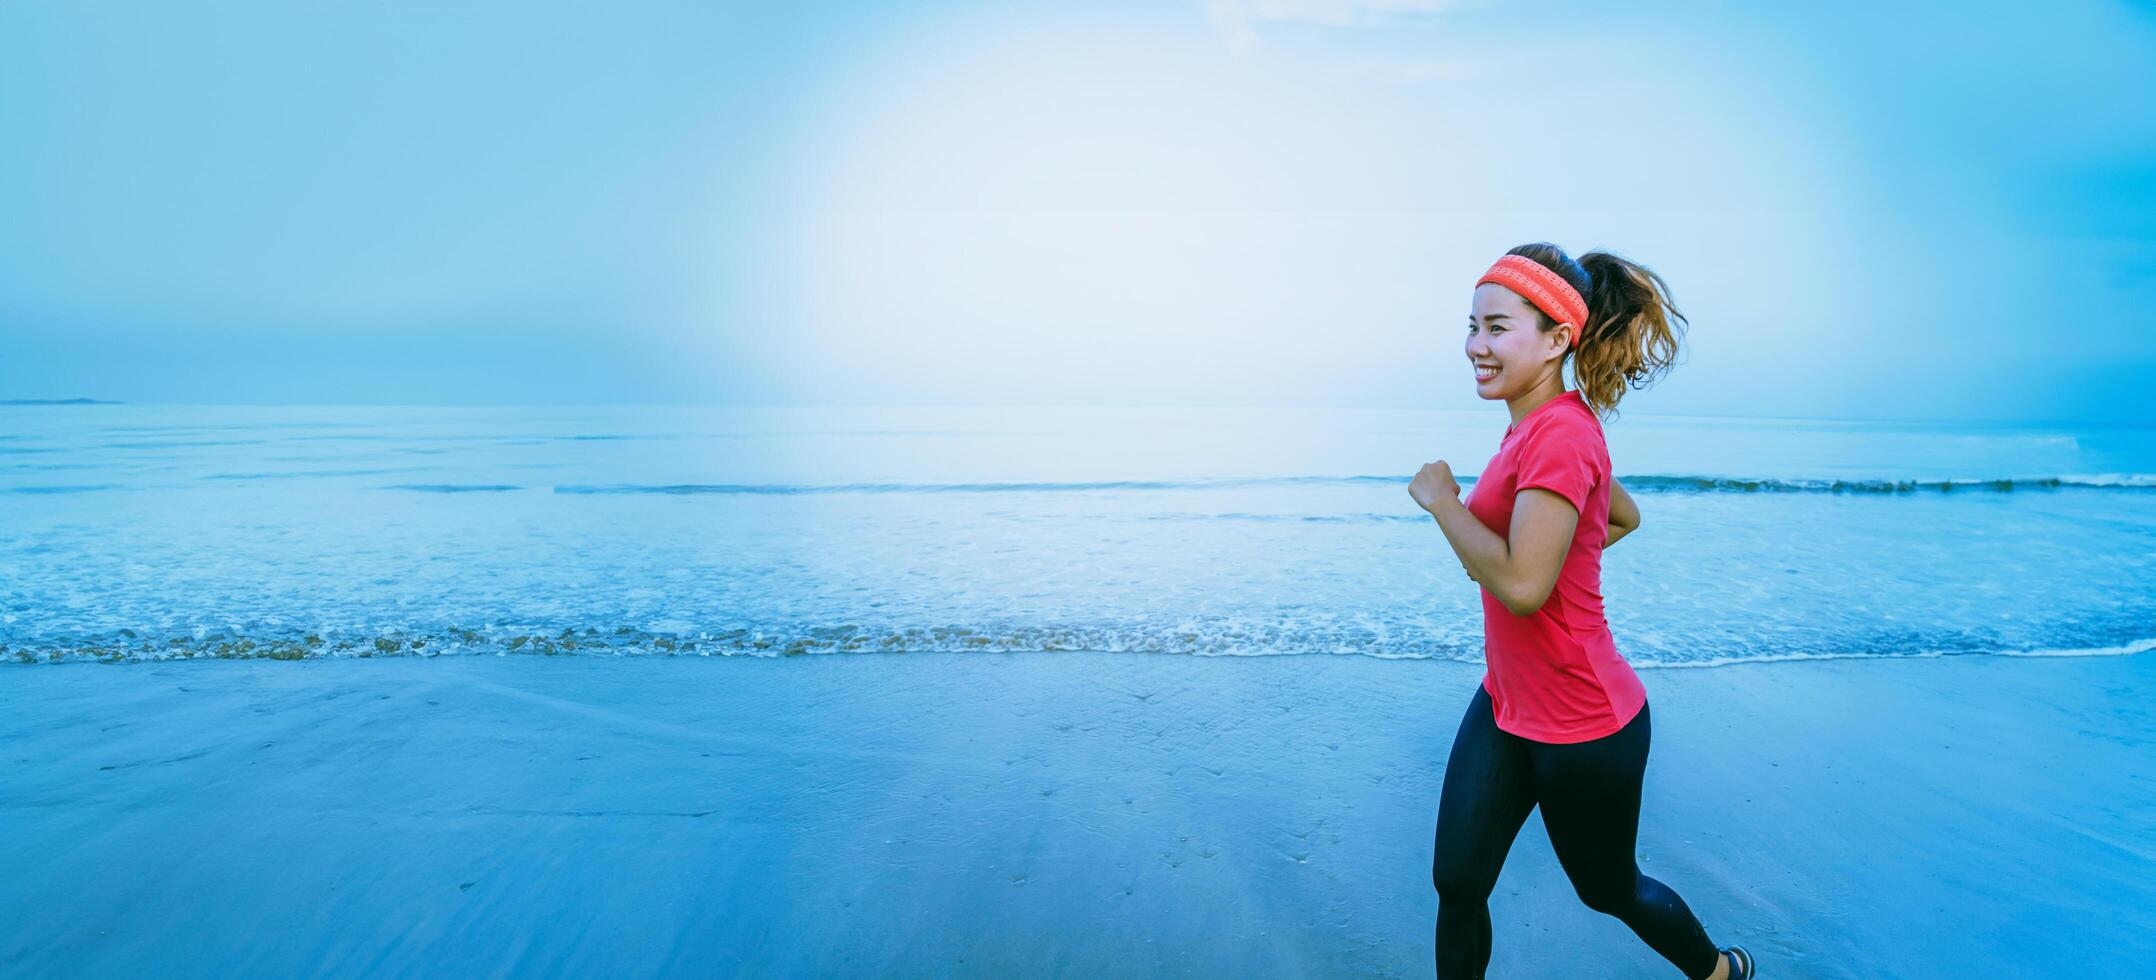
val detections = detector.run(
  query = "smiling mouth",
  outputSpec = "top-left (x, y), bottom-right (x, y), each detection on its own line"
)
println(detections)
top-left (1474, 364), bottom-right (1500, 380)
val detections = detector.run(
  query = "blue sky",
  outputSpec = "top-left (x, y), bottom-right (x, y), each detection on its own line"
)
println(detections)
top-left (2, 0), bottom-right (2152, 423)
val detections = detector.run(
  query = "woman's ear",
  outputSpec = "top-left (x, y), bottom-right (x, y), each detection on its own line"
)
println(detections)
top-left (1547, 322), bottom-right (1576, 360)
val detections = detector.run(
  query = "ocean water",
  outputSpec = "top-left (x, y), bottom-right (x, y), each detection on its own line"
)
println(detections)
top-left (3, 403), bottom-right (2153, 667)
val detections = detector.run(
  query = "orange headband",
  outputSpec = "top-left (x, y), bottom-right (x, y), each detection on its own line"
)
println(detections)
top-left (1476, 254), bottom-right (1590, 347)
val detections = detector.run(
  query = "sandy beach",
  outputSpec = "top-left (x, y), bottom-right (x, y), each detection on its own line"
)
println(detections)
top-left (4, 650), bottom-right (2153, 978)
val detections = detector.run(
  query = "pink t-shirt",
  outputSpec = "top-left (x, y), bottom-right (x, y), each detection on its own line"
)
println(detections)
top-left (1462, 389), bottom-right (1646, 744)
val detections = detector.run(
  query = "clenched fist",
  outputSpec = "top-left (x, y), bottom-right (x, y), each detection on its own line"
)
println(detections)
top-left (1408, 460), bottom-right (1461, 514)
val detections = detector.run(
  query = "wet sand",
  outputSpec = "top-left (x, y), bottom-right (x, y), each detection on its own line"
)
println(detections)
top-left (4, 649), bottom-right (2153, 978)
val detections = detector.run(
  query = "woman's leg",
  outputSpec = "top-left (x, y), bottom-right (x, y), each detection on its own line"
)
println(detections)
top-left (1530, 700), bottom-right (1723, 979)
top-left (1432, 685), bottom-right (1539, 980)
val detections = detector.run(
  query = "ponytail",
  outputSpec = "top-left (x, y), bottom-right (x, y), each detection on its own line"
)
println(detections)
top-left (1501, 242), bottom-right (1688, 420)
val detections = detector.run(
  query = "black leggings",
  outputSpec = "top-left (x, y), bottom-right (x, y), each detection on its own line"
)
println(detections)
top-left (1432, 685), bottom-right (1720, 979)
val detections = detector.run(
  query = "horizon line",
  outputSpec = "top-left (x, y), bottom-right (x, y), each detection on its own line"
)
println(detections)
top-left (2, 398), bottom-right (2149, 430)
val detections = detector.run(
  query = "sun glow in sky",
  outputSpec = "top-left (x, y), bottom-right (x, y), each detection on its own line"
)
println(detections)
top-left (3, 0), bottom-right (2152, 423)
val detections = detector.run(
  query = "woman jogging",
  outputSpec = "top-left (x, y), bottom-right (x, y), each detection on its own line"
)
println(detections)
top-left (1406, 243), bottom-right (1755, 979)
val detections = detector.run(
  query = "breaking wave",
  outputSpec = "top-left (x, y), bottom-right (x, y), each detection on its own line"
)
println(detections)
top-left (8, 624), bottom-right (2152, 668)
top-left (546, 474), bottom-right (2156, 496)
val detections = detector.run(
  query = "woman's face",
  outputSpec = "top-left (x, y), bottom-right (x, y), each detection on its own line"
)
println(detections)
top-left (1465, 282), bottom-right (1569, 401)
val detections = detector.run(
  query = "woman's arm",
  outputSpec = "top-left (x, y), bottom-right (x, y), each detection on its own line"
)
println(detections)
top-left (1411, 462), bottom-right (1577, 616)
top-left (1606, 477), bottom-right (1640, 547)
